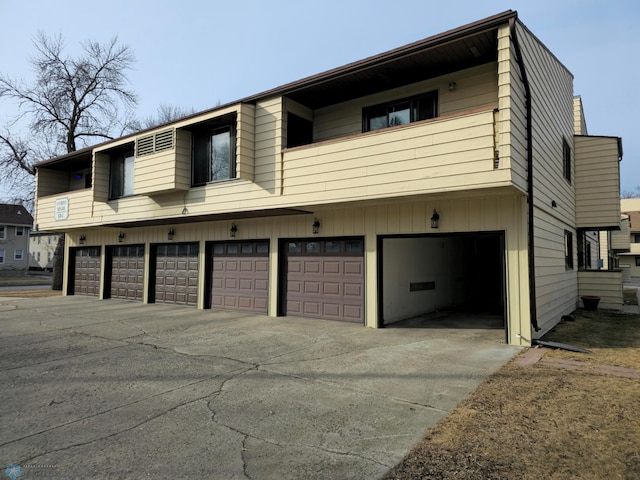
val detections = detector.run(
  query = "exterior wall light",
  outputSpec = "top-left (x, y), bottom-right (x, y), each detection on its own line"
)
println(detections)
top-left (79, 235), bottom-right (86, 245)
top-left (230, 223), bottom-right (237, 238)
top-left (430, 209), bottom-right (440, 229)
top-left (168, 228), bottom-right (175, 241)
top-left (118, 232), bottom-right (125, 243)
top-left (448, 81), bottom-right (457, 91)
top-left (312, 218), bottom-right (321, 234)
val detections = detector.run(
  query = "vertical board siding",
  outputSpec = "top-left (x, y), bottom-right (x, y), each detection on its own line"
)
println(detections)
top-left (515, 22), bottom-right (578, 337)
top-left (575, 136), bottom-right (621, 228)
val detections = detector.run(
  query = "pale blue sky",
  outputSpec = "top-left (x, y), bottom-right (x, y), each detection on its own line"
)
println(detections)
top-left (1, 0), bottom-right (639, 195)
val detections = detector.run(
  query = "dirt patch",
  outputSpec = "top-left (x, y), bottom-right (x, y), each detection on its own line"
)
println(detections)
top-left (623, 288), bottom-right (638, 305)
top-left (384, 310), bottom-right (640, 480)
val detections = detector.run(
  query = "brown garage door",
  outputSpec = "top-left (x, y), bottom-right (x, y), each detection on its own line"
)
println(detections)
top-left (108, 245), bottom-right (144, 301)
top-left (153, 243), bottom-right (199, 306)
top-left (71, 246), bottom-right (101, 296)
top-left (210, 241), bottom-right (269, 313)
top-left (284, 238), bottom-right (364, 323)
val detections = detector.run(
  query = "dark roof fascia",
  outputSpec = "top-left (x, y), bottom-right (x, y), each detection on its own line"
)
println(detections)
top-left (35, 10), bottom-right (516, 169)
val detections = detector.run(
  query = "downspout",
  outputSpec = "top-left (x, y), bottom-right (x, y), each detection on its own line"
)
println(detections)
top-left (510, 17), bottom-right (540, 332)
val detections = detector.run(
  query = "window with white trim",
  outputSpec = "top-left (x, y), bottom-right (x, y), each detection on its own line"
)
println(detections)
top-left (0, 226), bottom-right (5, 240)
top-left (14, 249), bottom-right (23, 260)
top-left (15, 226), bottom-right (25, 236)
top-left (0, 249), bottom-right (4, 263)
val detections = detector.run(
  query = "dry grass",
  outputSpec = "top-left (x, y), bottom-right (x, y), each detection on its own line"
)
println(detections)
top-left (0, 275), bottom-right (52, 287)
top-left (385, 310), bottom-right (640, 480)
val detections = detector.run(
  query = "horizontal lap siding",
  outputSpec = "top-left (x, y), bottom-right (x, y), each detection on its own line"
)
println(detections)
top-left (578, 271), bottom-right (623, 310)
top-left (516, 22), bottom-right (577, 337)
top-left (575, 136), bottom-right (621, 228)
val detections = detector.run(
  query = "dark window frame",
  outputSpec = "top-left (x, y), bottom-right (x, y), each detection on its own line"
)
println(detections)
top-left (191, 123), bottom-right (237, 187)
top-left (565, 230), bottom-right (574, 270)
top-left (634, 234), bottom-right (640, 244)
top-left (362, 91), bottom-right (438, 133)
top-left (635, 257), bottom-right (640, 267)
top-left (563, 138), bottom-right (571, 183)
top-left (109, 150), bottom-right (135, 200)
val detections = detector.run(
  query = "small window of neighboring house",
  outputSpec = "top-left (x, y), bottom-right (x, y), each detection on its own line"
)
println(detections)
top-left (14, 249), bottom-right (23, 260)
top-left (563, 138), bottom-right (571, 183)
top-left (0, 226), bottom-right (5, 240)
top-left (48, 236), bottom-right (52, 245)
top-left (0, 249), bottom-right (4, 264)
top-left (634, 234), bottom-right (640, 244)
top-left (565, 230), bottom-right (574, 269)
top-left (37, 251), bottom-right (41, 262)
top-left (37, 236), bottom-right (41, 245)
top-left (109, 152), bottom-right (135, 199)
top-left (48, 251), bottom-right (52, 262)
top-left (15, 226), bottom-right (25, 236)
top-left (636, 257), bottom-right (640, 267)
top-left (192, 125), bottom-right (236, 186)
top-left (363, 91), bottom-right (438, 132)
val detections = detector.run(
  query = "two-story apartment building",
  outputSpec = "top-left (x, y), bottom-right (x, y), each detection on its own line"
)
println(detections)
top-left (33, 11), bottom-right (622, 346)
top-left (618, 198), bottom-right (640, 277)
top-left (0, 204), bottom-right (33, 273)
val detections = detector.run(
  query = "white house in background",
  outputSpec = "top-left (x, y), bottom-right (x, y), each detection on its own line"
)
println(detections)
top-left (29, 232), bottom-right (59, 271)
top-left (0, 204), bottom-right (34, 273)
top-left (617, 199), bottom-right (640, 278)
top-left (33, 11), bottom-right (623, 345)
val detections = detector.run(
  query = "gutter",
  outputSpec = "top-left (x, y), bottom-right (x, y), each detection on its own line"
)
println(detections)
top-left (510, 17), bottom-right (540, 333)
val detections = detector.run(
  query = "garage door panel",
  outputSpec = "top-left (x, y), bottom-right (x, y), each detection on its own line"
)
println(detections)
top-left (154, 243), bottom-right (199, 306)
top-left (210, 242), bottom-right (269, 314)
top-left (72, 247), bottom-right (101, 297)
top-left (284, 239), bottom-right (364, 323)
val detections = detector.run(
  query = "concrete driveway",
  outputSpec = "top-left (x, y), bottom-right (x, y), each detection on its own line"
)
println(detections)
top-left (0, 296), bottom-right (520, 479)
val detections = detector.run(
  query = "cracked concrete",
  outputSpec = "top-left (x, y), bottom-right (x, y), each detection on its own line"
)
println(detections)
top-left (0, 296), bottom-right (520, 479)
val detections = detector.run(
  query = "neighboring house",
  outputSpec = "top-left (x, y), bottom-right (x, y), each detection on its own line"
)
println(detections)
top-left (0, 204), bottom-right (34, 274)
top-left (33, 11), bottom-right (623, 346)
top-left (617, 199), bottom-right (640, 278)
top-left (29, 232), bottom-right (59, 271)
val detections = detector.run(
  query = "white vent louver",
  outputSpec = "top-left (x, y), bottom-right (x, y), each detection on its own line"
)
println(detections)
top-left (136, 129), bottom-right (174, 157)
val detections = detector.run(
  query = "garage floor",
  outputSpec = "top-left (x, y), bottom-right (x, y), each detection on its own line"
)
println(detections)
top-left (0, 296), bottom-right (520, 479)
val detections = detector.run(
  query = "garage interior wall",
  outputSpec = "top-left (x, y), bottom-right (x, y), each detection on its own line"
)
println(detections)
top-left (383, 237), bottom-right (468, 324)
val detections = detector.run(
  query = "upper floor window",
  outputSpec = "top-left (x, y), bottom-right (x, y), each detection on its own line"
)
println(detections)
top-left (565, 230), bottom-right (574, 270)
top-left (363, 91), bottom-right (437, 132)
top-left (14, 249), bottom-right (23, 260)
top-left (563, 138), bottom-right (571, 183)
top-left (0, 226), bottom-right (5, 240)
top-left (110, 152), bottom-right (135, 199)
top-left (192, 125), bottom-right (236, 186)
top-left (634, 234), bottom-right (640, 244)
top-left (0, 249), bottom-right (4, 264)
top-left (15, 226), bottom-right (25, 236)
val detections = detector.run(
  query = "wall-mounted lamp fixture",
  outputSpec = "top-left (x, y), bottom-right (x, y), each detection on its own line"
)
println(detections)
top-left (551, 200), bottom-right (558, 208)
top-left (229, 223), bottom-right (237, 238)
top-left (79, 235), bottom-right (86, 245)
top-left (430, 209), bottom-right (440, 229)
top-left (168, 228), bottom-right (175, 241)
top-left (312, 218), bottom-right (321, 234)
top-left (181, 206), bottom-right (189, 215)
top-left (448, 81), bottom-right (457, 92)
top-left (118, 232), bottom-right (125, 243)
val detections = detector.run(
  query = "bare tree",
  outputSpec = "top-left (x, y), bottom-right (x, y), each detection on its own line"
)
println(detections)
top-left (621, 187), bottom-right (640, 199)
top-left (136, 103), bottom-right (196, 130)
top-left (0, 32), bottom-right (138, 287)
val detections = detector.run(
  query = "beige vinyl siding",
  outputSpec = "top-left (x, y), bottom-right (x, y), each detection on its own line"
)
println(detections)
top-left (578, 270), bottom-right (623, 310)
top-left (93, 152), bottom-right (110, 203)
top-left (134, 139), bottom-right (190, 195)
top-left (497, 24), bottom-right (527, 193)
top-left (599, 230), bottom-right (610, 269)
top-left (62, 192), bottom-right (531, 345)
top-left (254, 97), bottom-right (282, 190)
top-left (575, 136), bottom-right (621, 229)
top-left (610, 217), bottom-right (630, 251)
top-left (236, 103), bottom-right (256, 181)
top-left (514, 22), bottom-right (577, 336)
top-left (312, 63), bottom-right (498, 143)
top-left (573, 96), bottom-right (588, 135)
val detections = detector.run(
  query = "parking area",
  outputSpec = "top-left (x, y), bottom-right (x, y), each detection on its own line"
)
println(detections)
top-left (0, 296), bottom-right (520, 479)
